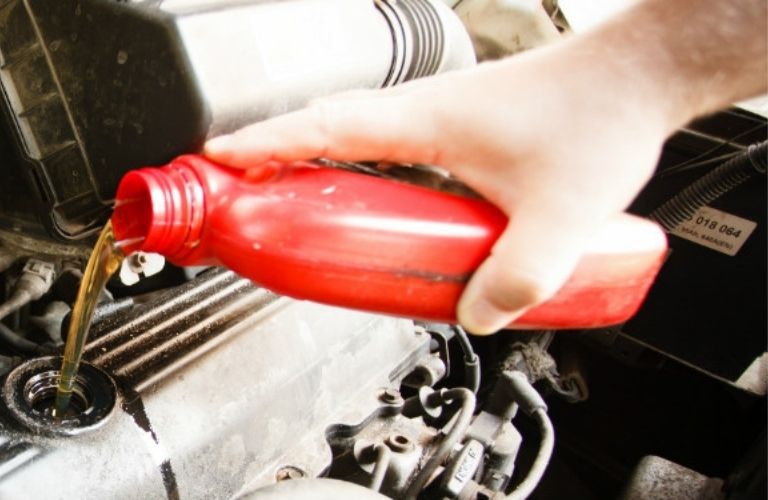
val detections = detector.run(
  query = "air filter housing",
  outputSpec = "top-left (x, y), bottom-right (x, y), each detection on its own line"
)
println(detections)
top-left (0, 0), bottom-right (475, 241)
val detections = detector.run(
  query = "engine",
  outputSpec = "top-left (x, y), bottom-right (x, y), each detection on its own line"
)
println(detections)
top-left (0, 1), bottom-right (764, 499)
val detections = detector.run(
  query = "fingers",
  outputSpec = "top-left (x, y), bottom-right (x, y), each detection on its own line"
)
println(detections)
top-left (457, 205), bottom-right (592, 334)
top-left (205, 89), bottom-right (443, 168)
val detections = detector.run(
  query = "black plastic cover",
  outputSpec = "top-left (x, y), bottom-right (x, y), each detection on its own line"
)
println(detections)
top-left (0, 0), bottom-right (209, 241)
top-left (627, 108), bottom-right (767, 383)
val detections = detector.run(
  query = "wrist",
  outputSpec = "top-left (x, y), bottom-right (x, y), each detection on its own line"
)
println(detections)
top-left (566, 0), bottom-right (767, 135)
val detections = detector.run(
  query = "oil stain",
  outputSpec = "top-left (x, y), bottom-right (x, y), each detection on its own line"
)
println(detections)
top-left (120, 384), bottom-right (180, 500)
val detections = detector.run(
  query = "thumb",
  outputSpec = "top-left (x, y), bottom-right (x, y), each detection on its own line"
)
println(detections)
top-left (457, 206), bottom-right (593, 334)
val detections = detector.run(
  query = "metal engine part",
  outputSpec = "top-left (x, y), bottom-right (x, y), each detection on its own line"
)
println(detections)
top-left (455, 0), bottom-right (560, 61)
top-left (0, 0), bottom-right (475, 242)
top-left (0, 264), bottom-right (562, 500)
top-left (620, 456), bottom-right (725, 500)
top-left (3, 356), bottom-right (118, 436)
top-left (0, 268), bottom-right (434, 499)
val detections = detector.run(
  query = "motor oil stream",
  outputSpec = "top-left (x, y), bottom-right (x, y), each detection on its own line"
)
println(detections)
top-left (52, 221), bottom-right (125, 418)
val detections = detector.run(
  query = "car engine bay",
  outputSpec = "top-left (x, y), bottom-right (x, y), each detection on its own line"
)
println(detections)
top-left (0, 1), bottom-right (765, 499)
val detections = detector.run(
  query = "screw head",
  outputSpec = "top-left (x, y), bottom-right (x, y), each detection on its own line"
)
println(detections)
top-left (275, 466), bottom-right (305, 481)
top-left (379, 388), bottom-right (403, 405)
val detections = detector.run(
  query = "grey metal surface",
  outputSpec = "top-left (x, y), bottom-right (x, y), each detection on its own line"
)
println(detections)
top-left (171, 0), bottom-right (476, 137)
top-left (0, 269), bottom-right (430, 499)
top-left (330, 410), bottom-right (436, 497)
top-left (240, 477), bottom-right (389, 500)
top-left (621, 455), bottom-right (724, 500)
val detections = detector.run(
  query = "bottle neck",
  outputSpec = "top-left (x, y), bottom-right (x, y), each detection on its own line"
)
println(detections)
top-left (112, 157), bottom-right (206, 261)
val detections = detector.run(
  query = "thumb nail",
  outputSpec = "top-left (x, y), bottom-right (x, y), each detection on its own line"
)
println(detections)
top-left (458, 295), bottom-right (521, 335)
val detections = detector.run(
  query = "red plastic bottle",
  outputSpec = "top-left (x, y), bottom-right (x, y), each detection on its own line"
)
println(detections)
top-left (111, 155), bottom-right (667, 329)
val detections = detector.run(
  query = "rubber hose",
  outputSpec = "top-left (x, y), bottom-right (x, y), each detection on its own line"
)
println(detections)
top-left (0, 322), bottom-right (47, 354)
top-left (0, 291), bottom-right (31, 322)
top-left (501, 408), bottom-right (555, 500)
top-left (404, 387), bottom-right (476, 499)
top-left (650, 141), bottom-right (766, 231)
top-left (453, 325), bottom-right (481, 394)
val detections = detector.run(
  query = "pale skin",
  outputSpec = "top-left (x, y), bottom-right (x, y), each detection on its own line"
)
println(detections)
top-left (205, 0), bottom-right (768, 334)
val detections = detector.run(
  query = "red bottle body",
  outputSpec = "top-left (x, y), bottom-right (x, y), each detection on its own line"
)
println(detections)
top-left (112, 155), bottom-right (667, 329)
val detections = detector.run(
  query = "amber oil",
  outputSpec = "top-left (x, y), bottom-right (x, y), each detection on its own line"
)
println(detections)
top-left (53, 222), bottom-right (124, 418)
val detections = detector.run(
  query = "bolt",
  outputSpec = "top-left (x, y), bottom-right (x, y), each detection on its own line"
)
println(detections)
top-left (275, 466), bottom-right (305, 481)
top-left (129, 253), bottom-right (147, 267)
top-left (379, 388), bottom-right (403, 405)
top-left (385, 433), bottom-right (413, 453)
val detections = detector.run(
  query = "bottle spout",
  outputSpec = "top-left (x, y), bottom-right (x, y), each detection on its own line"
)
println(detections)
top-left (112, 173), bottom-right (153, 255)
top-left (113, 237), bottom-right (146, 251)
top-left (113, 197), bottom-right (142, 208)
top-left (111, 159), bottom-right (206, 261)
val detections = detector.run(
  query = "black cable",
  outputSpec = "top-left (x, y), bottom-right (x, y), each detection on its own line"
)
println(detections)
top-left (656, 123), bottom-right (765, 178)
top-left (650, 141), bottom-right (767, 231)
top-left (485, 371), bottom-right (554, 499)
top-left (660, 151), bottom-right (739, 177)
top-left (0, 291), bottom-right (32, 323)
top-left (503, 409), bottom-right (555, 500)
top-left (403, 387), bottom-right (476, 499)
top-left (452, 325), bottom-right (480, 394)
top-left (0, 322), bottom-right (49, 354)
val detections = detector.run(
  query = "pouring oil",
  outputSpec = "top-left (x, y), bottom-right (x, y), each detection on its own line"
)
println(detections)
top-left (53, 221), bottom-right (124, 418)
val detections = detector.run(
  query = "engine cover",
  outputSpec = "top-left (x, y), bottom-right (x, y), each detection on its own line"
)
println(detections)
top-left (0, 269), bottom-right (430, 499)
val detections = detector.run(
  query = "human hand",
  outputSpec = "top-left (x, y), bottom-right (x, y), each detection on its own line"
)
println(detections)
top-left (205, 0), bottom-right (768, 333)
top-left (204, 39), bottom-right (674, 334)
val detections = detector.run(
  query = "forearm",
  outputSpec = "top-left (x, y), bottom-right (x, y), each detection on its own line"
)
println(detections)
top-left (570, 0), bottom-right (767, 134)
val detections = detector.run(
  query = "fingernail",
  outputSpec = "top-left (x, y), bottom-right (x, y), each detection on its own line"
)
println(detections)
top-left (458, 296), bottom-right (520, 335)
top-left (204, 135), bottom-right (234, 155)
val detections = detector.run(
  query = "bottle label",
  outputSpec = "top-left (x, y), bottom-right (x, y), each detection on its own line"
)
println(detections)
top-left (670, 206), bottom-right (757, 256)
